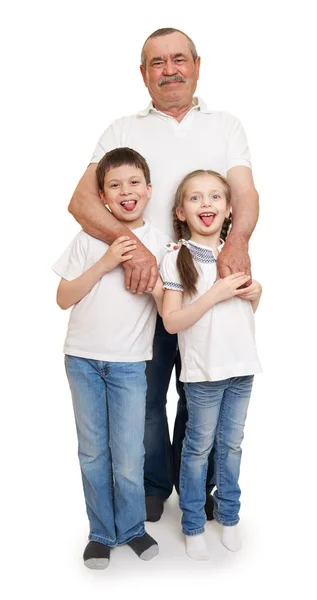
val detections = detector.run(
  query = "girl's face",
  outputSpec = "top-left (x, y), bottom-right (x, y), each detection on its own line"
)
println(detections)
top-left (176, 173), bottom-right (230, 238)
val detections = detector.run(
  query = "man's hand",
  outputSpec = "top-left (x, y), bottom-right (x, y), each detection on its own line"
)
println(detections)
top-left (122, 242), bottom-right (158, 294)
top-left (217, 236), bottom-right (252, 287)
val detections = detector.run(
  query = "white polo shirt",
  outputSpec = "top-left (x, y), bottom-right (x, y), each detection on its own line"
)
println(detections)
top-left (53, 221), bottom-right (170, 362)
top-left (160, 241), bottom-right (262, 382)
top-left (91, 98), bottom-right (251, 239)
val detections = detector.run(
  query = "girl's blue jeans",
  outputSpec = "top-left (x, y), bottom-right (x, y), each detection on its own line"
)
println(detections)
top-left (65, 355), bottom-right (147, 547)
top-left (180, 375), bottom-right (254, 535)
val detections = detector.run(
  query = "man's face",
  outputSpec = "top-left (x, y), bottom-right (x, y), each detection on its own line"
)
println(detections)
top-left (100, 165), bottom-right (152, 228)
top-left (140, 32), bottom-right (200, 108)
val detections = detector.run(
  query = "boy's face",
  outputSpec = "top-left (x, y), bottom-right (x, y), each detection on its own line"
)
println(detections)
top-left (100, 164), bottom-right (152, 228)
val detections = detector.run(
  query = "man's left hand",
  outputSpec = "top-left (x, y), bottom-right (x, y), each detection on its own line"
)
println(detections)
top-left (217, 238), bottom-right (252, 287)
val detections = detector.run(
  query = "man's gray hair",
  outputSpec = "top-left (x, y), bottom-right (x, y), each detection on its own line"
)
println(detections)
top-left (141, 28), bottom-right (198, 68)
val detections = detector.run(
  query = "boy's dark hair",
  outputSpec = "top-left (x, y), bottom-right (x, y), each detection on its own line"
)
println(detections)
top-left (96, 147), bottom-right (151, 191)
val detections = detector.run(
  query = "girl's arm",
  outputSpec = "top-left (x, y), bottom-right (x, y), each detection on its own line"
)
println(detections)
top-left (162, 272), bottom-right (250, 334)
top-left (236, 280), bottom-right (262, 312)
top-left (150, 276), bottom-right (164, 316)
top-left (56, 236), bottom-right (136, 310)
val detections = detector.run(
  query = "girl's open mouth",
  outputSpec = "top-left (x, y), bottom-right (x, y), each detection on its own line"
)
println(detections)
top-left (199, 212), bottom-right (216, 226)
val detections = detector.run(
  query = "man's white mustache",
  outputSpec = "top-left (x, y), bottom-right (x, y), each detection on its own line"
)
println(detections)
top-left (158, 75), bottom-right (186, 87)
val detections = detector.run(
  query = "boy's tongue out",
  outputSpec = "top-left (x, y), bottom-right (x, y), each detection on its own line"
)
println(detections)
top-left (122, 200), bottom-right (137, 211)
top-left (200, 213), bottom-right (215, 226)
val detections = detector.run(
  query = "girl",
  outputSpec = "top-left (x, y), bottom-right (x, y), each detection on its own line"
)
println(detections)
top-left (161, 170), bottom-right (262, 561)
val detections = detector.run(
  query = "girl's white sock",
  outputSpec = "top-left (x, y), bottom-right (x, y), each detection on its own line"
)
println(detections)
top-left (184, 533), bottom-right (210, 561)
top-left (221, 525), bottom-right (242, 552)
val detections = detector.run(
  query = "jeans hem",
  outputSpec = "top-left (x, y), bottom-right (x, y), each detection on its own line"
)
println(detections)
top-left (214, 516), bottom-right (240, 526)
top-left (182, 526), bottom-right (205, 536)
top-left (117, 525), bottom-right (145, 546)
top-left (89, 533), bottom-right (117, 547)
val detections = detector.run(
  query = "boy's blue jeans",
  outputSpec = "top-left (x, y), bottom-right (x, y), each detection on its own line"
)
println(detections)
top-left (65, 355), bottom-right (147, 547)
top-left (180, 375), bottom-right (254, 535)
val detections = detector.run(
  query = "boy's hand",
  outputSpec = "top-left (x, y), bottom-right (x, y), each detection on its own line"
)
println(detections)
top-left (236, 279), bottom-right (262, 301)
top-left (101, 236), bottom-right (137, 273)
top-left (209, 272), bottom-right (250, 305)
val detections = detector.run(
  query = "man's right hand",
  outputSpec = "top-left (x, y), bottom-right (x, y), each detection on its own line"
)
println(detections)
top-left (122, 243), bottom-right (158, 294)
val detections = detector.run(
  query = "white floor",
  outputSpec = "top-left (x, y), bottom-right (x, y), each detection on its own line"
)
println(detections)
top-left (15, 486), bottom-right (313, 600)
top-left (5, 371), bottom-right (314, 599)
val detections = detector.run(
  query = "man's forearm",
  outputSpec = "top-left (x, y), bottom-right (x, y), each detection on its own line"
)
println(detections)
top-left (228, 188), bottom-right (259, 246)
top-left (69, 188), bottom-right (131, 244)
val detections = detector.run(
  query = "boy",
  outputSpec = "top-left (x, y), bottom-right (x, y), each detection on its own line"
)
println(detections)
top-left (53, 148), bottom-right (169, 569)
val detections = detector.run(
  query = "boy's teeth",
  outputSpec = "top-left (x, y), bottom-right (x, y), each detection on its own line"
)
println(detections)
top-left (121, 200), bottom-right (137, 211)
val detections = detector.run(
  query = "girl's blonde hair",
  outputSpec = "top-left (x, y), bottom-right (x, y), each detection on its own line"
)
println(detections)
top-left (172, 170), bottom-right (232, 296)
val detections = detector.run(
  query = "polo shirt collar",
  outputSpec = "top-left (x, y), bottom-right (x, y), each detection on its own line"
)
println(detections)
top-left (137, 97), bottom-right (212, 117)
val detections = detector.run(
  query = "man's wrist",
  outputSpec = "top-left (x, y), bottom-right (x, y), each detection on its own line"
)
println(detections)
top-left (226, 229), bottom-right (249, 248)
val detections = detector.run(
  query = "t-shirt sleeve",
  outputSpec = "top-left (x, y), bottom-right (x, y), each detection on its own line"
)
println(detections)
top-left (52, 232), bottom-right (89, 281)
top-left (226, 114), bottom-right (252, 171)
top-left (157, 236), bottom-right (177, 267)
top-left (90, 119), bottom-right (123, 164)
top-left (160, 251), bottom-right (184, 292)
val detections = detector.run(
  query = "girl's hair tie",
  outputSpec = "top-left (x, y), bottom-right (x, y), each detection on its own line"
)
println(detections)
top-left (179, 238), bottom-right (190, 249)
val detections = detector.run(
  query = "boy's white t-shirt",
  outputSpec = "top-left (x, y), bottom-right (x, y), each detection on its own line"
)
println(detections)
top-left (53, 221), bottom-right (170, 362)
top-left (160, 241), bottom-right (262, 383)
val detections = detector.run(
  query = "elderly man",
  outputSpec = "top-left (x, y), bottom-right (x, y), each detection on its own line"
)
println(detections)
top-left (69, 28), bottom-right (259, 522)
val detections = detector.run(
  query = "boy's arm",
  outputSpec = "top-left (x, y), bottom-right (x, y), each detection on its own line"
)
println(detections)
top-left (162, 273), bottom-right (250, 334)
top-left (68, 164), bottom-right (158, 293)
top-left (56, 237), bottom-right (136, 310)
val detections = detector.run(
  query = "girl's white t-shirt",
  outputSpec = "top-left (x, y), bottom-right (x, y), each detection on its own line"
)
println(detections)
top-left (160, 241), bottom-right (262, 382)
top-left (53, 221), bottom-right (170, 362)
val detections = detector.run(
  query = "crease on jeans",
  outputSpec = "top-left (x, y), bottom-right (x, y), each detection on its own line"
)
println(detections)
top-left (104, 377), bottom-right (115, 510)
top-left (216, 396), bottom-right (225, 515)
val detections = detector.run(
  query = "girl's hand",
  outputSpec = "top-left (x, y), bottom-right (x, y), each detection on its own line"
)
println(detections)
top-left (209, 272), bottom-right (251, 304)
top-left (101, 236), bottom-right (137, 273)
top-left (236, 279), bottom-right (262, 301)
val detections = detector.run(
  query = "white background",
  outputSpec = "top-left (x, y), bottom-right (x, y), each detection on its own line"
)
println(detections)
top-left (1, 1), bottom-right (316, 598)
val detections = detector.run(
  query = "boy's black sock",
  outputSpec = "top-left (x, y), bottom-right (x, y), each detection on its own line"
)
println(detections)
top-left (83, 541), bottom-right (111, 570)
top-left (127, 532), bottom-right (159, 560)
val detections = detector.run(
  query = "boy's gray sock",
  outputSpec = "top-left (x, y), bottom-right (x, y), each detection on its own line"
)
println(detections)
top-left (83, 541), bottom-right (111, 569)
top-left (127, 532), bottom-right (159, 561)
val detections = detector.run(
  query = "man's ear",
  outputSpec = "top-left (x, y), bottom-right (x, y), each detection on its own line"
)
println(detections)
top-left (176, 206), bottom-right (186, 222)
top-left (147, 183), bottom-right (152, 199)
top-left (140, 64), bottom-right (147, 87)
top-left (195, 56), bottom-right (201, 81)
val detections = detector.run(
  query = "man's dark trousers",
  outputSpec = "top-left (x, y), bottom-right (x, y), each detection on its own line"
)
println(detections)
top-left (144, 315), bottom-right (214, 499)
